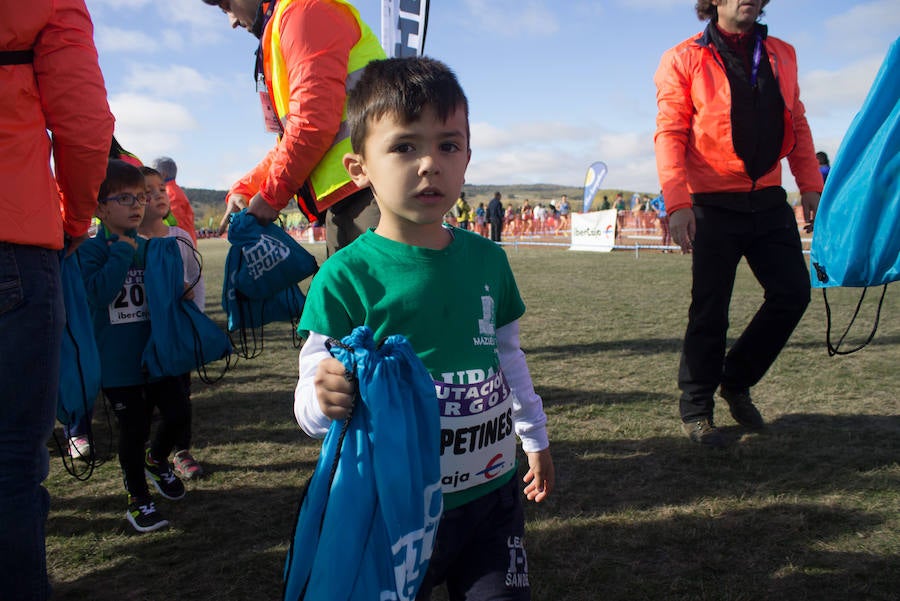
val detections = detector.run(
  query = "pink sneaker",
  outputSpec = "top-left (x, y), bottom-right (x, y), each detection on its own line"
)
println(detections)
top-left (68, 436), bottom-right (91, 462)
top-left (173, 450), bottom-right (204, 480)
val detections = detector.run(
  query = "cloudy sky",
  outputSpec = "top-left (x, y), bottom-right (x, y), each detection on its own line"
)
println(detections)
top-left (85, 0), bottom-right (898, 193)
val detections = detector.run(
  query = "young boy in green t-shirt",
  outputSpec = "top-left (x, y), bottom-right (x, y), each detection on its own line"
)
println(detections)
top-left (294, 56), bottom-right (554, 600)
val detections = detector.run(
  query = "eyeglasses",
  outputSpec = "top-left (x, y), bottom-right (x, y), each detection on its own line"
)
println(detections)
top-left (101, 193), bottom-right (148, 207)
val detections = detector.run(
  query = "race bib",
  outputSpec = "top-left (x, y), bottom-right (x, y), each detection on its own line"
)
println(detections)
top-left (435, 370), bottom-right (516, 493)
top-left (108, 267), bottom-right (148, 325)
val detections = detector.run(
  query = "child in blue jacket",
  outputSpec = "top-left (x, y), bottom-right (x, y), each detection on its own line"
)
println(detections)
top-left (78, 160), bottom-right (188, 533)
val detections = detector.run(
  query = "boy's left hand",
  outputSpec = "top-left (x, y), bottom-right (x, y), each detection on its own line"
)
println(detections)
top-left (523, 447), bottom-right (554, 503)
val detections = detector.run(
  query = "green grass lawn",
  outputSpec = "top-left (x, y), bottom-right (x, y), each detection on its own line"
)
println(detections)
top-left (46, 238), bottom-right (900, 600)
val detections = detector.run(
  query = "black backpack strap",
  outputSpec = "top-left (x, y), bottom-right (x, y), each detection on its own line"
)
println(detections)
top-left (0, 50), bottom-right (34, 65)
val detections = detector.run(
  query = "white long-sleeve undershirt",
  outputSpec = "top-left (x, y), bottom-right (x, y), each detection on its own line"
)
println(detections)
top-left (294, 320), bottom-right (549, 453)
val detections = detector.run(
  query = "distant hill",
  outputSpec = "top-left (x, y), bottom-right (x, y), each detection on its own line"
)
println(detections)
top-left (184, 184), bottom-right (656, 215)
top-left (181, 183), bottom-right (659, 227)
top-left (183, 188), bottom-right (227, 208)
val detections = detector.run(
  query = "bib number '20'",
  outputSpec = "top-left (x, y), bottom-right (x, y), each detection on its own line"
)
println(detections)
top-left (108, 268), bottom-right (148, 325)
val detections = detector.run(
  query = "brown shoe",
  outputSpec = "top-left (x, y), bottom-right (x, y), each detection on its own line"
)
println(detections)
top-left (682, 418), bottom-right (726, 448)
top-left (719, 386), bottom-right (765, 430)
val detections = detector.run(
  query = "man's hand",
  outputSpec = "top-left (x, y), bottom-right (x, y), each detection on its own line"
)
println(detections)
top-left (314, 358), bottom-right (356, 421)
top-left (65, 233), bottom-right (89, 256)
top-left (800, 191), bottom-right (820, 233)
top-left (247, 192), bottom-right (280, 227)
top-left (668, 207), bottom-right (696, 253)
top-left (217, 193), bottom-right (249, 235)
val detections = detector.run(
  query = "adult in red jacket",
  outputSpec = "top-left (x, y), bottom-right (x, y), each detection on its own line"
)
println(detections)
top-left (0, 1), bottom-right (114, 598)
top-left (654, 0), bottom-right (821, 448)
top-left (203, 0), bottom-right (385, 256)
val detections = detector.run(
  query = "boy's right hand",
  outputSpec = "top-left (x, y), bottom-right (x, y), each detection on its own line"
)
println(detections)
top-left (112, 233), bottom-right (138, 250)
top-left (314, 357), bottom-right (357, 420)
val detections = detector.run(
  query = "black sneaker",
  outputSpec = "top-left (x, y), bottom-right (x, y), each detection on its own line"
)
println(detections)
top-left (126, 495), bottom-right (169, 533)
top-left (145, 449), bottom-right (186, 500)
top-left (682, 418), bottom-right (726, 449)
top-left (719, 386), bottom-right (765, 430)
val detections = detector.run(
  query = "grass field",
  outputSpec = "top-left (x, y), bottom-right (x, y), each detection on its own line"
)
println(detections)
top-left (45, 237), bottom-right (899, 601)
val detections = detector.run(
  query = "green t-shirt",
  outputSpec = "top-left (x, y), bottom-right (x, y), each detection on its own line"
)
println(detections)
top-left (300, 228), bottom-right (526, 509)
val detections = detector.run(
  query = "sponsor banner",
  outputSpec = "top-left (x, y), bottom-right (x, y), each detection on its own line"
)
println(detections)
top-left (381, 0), bottom-right (429, 58)
top-left (570, 210), bottom-right (617, 252)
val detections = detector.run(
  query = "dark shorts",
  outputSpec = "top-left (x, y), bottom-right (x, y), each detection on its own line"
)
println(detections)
top-left (416, 475), bottom-right (530, 601)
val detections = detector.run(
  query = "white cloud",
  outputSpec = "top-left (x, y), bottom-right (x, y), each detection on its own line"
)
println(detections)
top-left (824, 1), bottom-right (900, 57)
top-left (467, 119), bottom-right (659, 190)
top-left (123, 64), bottom-right (218, 97)
top-left (87, 0), bottom-right (152, 8)
top-left (462, 0), bottom-right (559, 36)
top-left (95, 26), bottom-right (160, 54)
top-left (801, 56), bottom-right (883, 119)
top-left (108, 93), bottom-right (198, 161)
top-left (617, 0), bottom-right (684, 8)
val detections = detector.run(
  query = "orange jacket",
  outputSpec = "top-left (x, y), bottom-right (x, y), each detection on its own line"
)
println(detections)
top-left (0, 0), bottom-right (114, 249)
top-left (654, 30), bottom-right (823, 215)
top-left (165, 180), bottom-right (197, 245)
top-left (229, 0), bottom-right (367, 213)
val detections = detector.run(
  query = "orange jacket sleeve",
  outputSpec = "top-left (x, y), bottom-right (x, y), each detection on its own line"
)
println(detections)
top-left (779, 44), bottom-right (823, 195)
top-left (40, 0), bottom-right (114, 240)
top-left (653, 45), bottom-right (694, 215)
top-left (0, 0), bottom-right (113, 249)
top-left (231, 0), bottom-right (360, 211)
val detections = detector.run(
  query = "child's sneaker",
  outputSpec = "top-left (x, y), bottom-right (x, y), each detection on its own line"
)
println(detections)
top-left (144, 449), bottom-right (186, 500)
top-left (126, 495), bottom-right (169, 533)
top-left (68, 435), bottom-right (91, 462)
top-left (173, 449), bottom-right (204, 480)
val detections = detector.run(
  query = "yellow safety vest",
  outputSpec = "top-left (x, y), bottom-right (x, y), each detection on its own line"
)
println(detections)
top-left (265, 0), bottom-right (385, 211)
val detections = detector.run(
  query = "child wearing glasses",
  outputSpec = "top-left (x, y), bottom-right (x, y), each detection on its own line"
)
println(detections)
top-left (78, 159), bottom-right (189, 533)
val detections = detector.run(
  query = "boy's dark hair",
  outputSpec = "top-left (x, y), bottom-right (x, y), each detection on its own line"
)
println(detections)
top-left (140, 166), bottom-right (162, 179)
top-left (99, 159), bottom-right (144, 201)
top-left (695, 0), bottom-right (769, 21)
top-left (346, 56), bottom-right (469, 155)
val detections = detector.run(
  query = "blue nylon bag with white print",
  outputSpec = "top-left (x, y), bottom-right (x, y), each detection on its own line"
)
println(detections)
top-left (221, 210), bottom-right (316, 333)
top-left (282, 326), bottom-right (443, 601)
top-left (142, 237), bottom-right (232, 378)
top-left (228, 210), bottom-right (317, 299)
top-left (58, 251), bottom-right (101, 426)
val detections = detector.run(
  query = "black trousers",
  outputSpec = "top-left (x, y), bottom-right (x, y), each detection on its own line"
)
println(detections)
top-left (325, 187), bottom-right (379, 257)
top-left (105, 378), bottom-right (190, 498)
top-left (678, 201), bottom-right (810, 421)
top-left (489, 218), bottom-right (503, 242)
top-left (416, 476), bottom-right (529, 601)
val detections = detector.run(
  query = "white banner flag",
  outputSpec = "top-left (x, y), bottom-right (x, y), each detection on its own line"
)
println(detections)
top-left (381, 0), bottom-right (429, 58)
top-left (570, 210), bottom-right (618, 252)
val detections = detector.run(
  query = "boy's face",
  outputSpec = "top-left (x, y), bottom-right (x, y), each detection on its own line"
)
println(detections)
top-left (97, 184), bottom-right (147, 235)
top-left (143, 174), bottom-right (170, 223)
top-left (344, 104), bottom-right (470, 245)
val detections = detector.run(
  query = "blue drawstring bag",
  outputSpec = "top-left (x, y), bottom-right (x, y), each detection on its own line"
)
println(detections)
top-left (57, 251), bottom-right (101, 427)
top-left (283, 327), bottom-right (443, 601)
top-left (811, 36), bottom-right (900, 289)
top-left (228, 210), bottom-right (318, 299)
top-left (222, 246), bottom-right (306, 333)
top-left (142, 237), bottom-right (233, 379)
top-left (221, 212), bottom-right (315, 357)
top-left (809, 37), bottom-right (900, 354)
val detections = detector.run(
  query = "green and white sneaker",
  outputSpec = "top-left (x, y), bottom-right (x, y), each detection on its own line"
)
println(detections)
top-left (144, 449), bottom-right (186, 500)
top-left (126, 495), bottom-right (169, 533)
